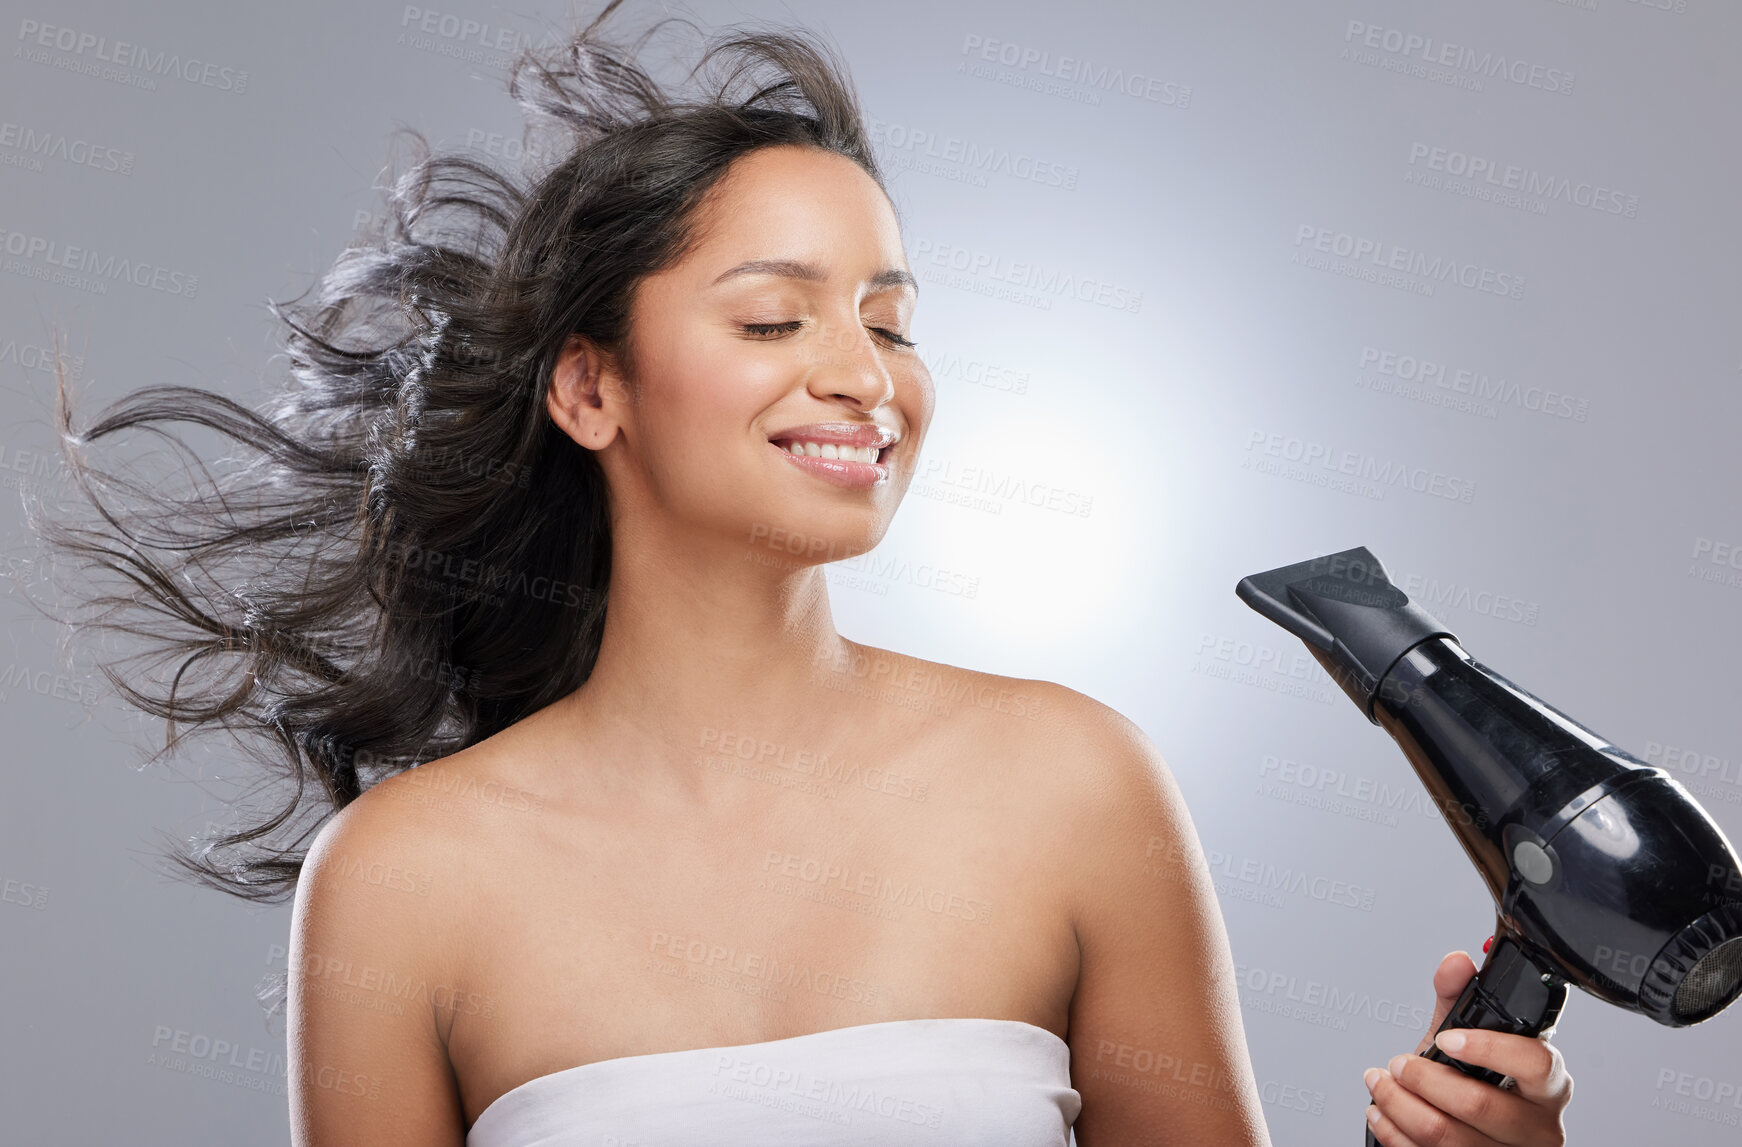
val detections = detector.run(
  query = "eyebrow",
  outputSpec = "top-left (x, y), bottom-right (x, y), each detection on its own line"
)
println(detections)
top-left (710, 258), bottom-right (918, 296)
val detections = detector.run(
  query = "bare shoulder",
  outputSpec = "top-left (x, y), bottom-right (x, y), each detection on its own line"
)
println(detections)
top-left (295, 753), bottom-right (491, 987)
top-left (836, 639), bottom-right (1177, 841)
top-left (293, 731), bottom-right (555, 995)
top-left (289, 747), bottom-right (533, 1145)
top-left (987, 675), bottom-right (1189, 882)
top-left (306, 741), bottom-right (509, 875)
top-left (855, 639), bottom-right (1162, 769)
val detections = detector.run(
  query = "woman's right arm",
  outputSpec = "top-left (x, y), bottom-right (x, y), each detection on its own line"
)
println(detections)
top-left (289, 785), bottom-right (469, 1147)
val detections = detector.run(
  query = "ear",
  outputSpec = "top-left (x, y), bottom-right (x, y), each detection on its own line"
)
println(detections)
top-left (546, 334), bottom-right (630, 451)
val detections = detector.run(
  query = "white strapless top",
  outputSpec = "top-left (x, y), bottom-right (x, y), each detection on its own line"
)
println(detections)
top-left (466, 1017), bottom-right (1082, 1147)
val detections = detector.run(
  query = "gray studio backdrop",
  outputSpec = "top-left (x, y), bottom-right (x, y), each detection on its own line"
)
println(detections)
top-left (3, 1), bottom-right (1740, 1144)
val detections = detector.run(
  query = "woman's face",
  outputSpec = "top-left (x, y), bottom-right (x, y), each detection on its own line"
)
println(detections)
top-left (579, 143), bottom-right (932, 565)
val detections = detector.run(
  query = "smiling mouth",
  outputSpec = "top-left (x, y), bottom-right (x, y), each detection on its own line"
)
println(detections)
top-left (765, 424), bottom-right (898, 490)
top-left (771, 438), bottom-right (888, 464)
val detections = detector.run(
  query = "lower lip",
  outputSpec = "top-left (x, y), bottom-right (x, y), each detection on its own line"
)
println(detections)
top-left (771, 443), bottom-right (890, 490)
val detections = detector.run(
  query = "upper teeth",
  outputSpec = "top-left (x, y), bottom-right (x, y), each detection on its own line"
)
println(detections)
top-left (784, 440), bottom-right (881, 463)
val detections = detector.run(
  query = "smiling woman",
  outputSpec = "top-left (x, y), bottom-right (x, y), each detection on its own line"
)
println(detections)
top-left (35, 3), bottom-right (1571, 1147)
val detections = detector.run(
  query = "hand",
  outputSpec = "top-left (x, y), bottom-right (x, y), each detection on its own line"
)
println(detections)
top-left (1362, 950), bottom-right (1574, 1146)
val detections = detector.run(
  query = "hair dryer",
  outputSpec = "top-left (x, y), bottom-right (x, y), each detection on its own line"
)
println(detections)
top-left (1234, 546), bottom-right (1742, 1146)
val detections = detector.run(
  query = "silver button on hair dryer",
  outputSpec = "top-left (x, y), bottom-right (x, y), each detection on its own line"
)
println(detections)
top-left (1235, 546), bottom-right (1742, 1147)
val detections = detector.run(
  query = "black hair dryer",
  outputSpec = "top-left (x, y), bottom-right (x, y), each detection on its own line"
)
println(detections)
top-left (1234, 546), bottom-right (1742, 1146)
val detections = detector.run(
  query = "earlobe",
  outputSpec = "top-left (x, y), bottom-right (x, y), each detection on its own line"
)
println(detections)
top-left (547, 334), bottom-right (624, 451)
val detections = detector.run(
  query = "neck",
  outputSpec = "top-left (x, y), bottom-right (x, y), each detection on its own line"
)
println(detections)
top-left (562, 514), bottom-right (858, 764)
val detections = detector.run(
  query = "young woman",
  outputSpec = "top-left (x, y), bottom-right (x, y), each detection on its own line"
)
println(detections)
top-left (44, 5), bottom-right (1571, 1145)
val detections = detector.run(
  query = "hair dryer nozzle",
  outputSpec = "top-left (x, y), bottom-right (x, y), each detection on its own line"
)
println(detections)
top-left (1235, 545), bottom-right (1457, 721)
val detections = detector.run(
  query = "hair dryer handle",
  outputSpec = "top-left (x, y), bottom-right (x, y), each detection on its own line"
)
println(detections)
top-left (1363, 927), bottom-right (1567, 1146)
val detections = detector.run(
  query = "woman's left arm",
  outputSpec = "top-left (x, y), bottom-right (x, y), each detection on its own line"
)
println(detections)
top-left (1051, 699), bottom-right (1272, 1147)
top-left (1363, 950), bottom-right (1574, 1147)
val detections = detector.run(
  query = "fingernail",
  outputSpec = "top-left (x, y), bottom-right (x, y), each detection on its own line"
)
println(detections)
top-left (1367, 1104), bottom-right (1381, 1125)
top-left (1436, 1029), bottom-right (1467, 1054)
top-left (1363, 1067), bottom-right (1382, 1091)
top-left (1388, 1054), bottom-right (1409, 1076)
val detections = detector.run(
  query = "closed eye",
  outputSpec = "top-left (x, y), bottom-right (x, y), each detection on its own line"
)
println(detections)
top-left (741, 320), bottom-right (916, 349)
top-left (743, 321), bottom-right (804, 338)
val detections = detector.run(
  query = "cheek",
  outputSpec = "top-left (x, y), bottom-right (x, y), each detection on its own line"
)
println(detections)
top-left (640, 335), bottom-right (778, 438)
top-left (630, 338), bottom-right (789, 494)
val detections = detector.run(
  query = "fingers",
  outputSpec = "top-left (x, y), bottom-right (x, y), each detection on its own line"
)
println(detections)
top-left (1365, 1057), bottom-right (1487, 1147)
top-left (1365, 1054), bottom-right (1550, 1147)
top-left (1431, 1028), bottom-right (1574, 1108)
top-left (1413, 950), bottom-right (1479, 1057)
top-left (1363, 1098), bottom-right (1425, 1147)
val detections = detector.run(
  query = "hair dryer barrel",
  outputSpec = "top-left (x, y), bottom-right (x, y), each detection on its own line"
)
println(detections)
top-left (1371, 635), bottom-right (1742, 1024)
top-left (1365, 635), bottom-right (1659, 905)
top-left (1235, 545), bottom-right (1742, 1028)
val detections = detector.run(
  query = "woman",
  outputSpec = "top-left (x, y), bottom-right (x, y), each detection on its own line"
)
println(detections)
top-left (43, 4), bottom-right (1571, 1144)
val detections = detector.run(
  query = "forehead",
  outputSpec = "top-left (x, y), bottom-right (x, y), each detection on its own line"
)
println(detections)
top-left (681, 144), bottom-right (905, 275)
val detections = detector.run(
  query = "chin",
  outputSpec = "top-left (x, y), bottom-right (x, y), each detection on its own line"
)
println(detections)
top-left (741, 502), bottom-right (891, 569)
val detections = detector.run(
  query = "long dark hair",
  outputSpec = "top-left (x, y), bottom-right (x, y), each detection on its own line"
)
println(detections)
top-left (35, 0), bottom-right (886, 902)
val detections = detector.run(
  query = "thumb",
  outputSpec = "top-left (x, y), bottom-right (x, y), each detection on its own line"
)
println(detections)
top-left (1413, 949), bottom-right (1479, 1057)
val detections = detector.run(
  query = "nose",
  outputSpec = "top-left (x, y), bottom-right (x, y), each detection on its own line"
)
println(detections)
top-left (804, 317), bottom-right (895, 411)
